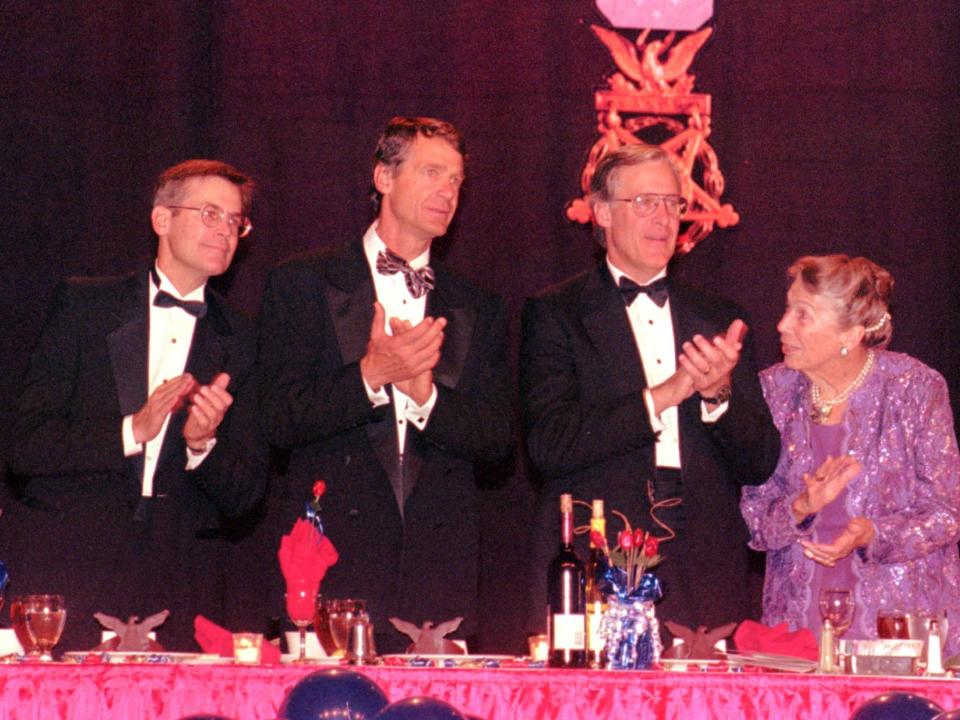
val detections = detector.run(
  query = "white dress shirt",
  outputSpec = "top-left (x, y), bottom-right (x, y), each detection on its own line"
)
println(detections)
top-left (121, 265), bottom-right (212, 497)
top-left (361, 222), bottom-right (438, 455)
top-left (607, 260), bottom-right (727, 469)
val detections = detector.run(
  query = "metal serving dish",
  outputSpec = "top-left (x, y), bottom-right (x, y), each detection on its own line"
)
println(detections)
top-left (838, 639), bottom-right (924, 676)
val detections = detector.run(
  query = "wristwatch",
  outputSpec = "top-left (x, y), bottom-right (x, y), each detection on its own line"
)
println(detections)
top-left (700, 385), bottom-right (732, 405)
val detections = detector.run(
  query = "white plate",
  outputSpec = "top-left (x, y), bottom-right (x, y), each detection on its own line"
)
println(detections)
top-left (380, 654), bottom-right (517, 667)
top-left (724, 651), bottom-right (817, 673)
top-left (63, 651), bottom-right (225, 664)
top-left (660, 657), bottom-right (726, 671)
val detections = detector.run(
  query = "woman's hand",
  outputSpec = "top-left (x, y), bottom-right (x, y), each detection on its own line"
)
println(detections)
top-left (799, 517), bottom-right (875, 567)
top-left (791, 455), bottom-right (861, 520)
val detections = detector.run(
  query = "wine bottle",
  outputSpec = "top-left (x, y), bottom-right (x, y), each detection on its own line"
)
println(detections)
top-left (585, 499), bottom-right (607, 668)
top-left (547, 493), bottom-right (586, 668)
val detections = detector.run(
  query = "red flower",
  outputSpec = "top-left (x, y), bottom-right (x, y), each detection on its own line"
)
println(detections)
top-left (312, 480), bottom-right (326, 500)
top-left (644, 534), bottom-right (660, 558)
top-left (590, 530), bottom-right (607, 550)
top-left (619, 529), bottom-right (633, 550)
top-left (633, 528), bottom-right (646, 548)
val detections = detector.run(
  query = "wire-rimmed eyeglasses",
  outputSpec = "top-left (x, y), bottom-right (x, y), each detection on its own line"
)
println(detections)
top-left (611, 193), bottom-right (688, 219)
top-left (167, 204), bottom-right (253, 238)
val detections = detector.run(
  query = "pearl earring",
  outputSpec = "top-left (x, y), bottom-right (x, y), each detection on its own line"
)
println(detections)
top-left (840, 346), bottom-right (849, 357)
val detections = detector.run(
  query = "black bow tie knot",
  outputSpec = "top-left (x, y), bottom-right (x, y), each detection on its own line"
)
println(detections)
top-left (376, 249), bottom-right (435, 299)
top-left (153, 291), bottom-right (208, 318)
top-left (618, 276), bottom-right (669, 308)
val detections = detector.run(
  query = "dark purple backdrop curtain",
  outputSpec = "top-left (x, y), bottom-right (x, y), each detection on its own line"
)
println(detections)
top-left (2, 1), bottom-right (958, 653)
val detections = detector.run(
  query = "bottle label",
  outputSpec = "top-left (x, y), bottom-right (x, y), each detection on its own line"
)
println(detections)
top-left (586, 603), bottom-right (606, 651)
top-left (552, 613), bottom-right (586, 650)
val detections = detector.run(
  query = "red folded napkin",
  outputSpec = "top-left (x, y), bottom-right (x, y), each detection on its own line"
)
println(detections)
top-left (278, 518), bottom-right (339, 592)
top-left (733, 620), bottom-right (819, 661)
top-left (193, 615), bottom-right (281, 664)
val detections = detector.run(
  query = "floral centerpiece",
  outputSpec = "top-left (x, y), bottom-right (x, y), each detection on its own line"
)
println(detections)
top-left (591, 514), bottom-right (665, 670)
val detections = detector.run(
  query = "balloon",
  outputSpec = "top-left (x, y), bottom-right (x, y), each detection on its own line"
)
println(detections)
top-left (933, 712), bottom-right (960, 720)
top-left (279, 668), bottom-right (388, 720)
top-left (373, 697), bottom-right (466, 720)
top-left (852, 693), bottom-right (944, 720)
top-left (177, 716), bottom-right (233, 720)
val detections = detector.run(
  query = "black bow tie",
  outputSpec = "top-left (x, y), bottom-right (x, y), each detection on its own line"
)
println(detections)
top-left (618, 276), bottom-right (669, 308)
top-left (376, 249), bottom-right (435, 299)
top-left (153, 291), bottom-right (207, 318)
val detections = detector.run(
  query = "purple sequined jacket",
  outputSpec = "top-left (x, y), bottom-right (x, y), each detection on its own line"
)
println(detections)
top-left (741, 351), bottom-right (960, 654)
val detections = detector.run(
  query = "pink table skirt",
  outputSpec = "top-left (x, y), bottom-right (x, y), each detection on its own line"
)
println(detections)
top-left (2, 663), bottom-right (960, 719)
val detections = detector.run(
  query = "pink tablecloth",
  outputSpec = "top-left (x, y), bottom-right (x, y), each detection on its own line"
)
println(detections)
top-left (2, 663), bottom-right (960, 719)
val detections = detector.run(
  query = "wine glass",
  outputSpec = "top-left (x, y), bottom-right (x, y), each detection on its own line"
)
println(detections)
top-left (819, 589), bottom-right (854, 672)
top-left (285, 579), bottom-right (319, 663)
top-left (23, 594), bottom-right (66, 662)
top-left (10, 595), bottom-right (42, 658)
top-left (316, 599), bottom-right (366, 657)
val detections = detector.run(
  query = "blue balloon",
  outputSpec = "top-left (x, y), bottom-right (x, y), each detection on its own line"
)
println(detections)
top-left (373, 697), bottom-right (466, 720)
top-left (279, 669), bottom-right (388, 720)
top-left (852, 693), bottom-right (944, 720)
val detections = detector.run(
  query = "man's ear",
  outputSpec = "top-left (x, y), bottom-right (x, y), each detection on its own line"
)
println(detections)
top-left (151, 205), bottom-right (170, 236)
top-left (593, 200), bottom-right (612, 229)
top-left (373, 163), bottom-right (394, 196)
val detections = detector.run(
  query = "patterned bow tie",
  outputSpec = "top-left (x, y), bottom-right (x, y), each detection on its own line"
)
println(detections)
top-left (153, 291), bottom-right (208, 318)
top-left (618, 276), bottom-right (669, 308)
top-left (376, 248), bottom-right (435, 299)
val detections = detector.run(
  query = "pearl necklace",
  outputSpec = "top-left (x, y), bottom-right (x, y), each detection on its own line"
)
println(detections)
top-left (810, 350), bottom-right (875, 424)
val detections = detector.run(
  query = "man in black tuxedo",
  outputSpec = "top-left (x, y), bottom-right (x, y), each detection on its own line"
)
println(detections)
top-left (258, 117), bottom-right (512, 652)
top-left (3, 160), bottom-right (266, 651)
top-left (521, 145), bottom-right (779, 638)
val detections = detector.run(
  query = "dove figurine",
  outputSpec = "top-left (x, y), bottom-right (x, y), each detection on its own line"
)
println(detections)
top-left (388, 616), bottom-right (465, 655)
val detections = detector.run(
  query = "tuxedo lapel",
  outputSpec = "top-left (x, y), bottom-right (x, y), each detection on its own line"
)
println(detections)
top-left (581, 264), bottom-right (647, 396)
top-left (323, 243), bottom-right (404, 510)
top-left (107, 273), bottom-right (149, 417)
top-left (428, 264), bottom-right (475, 391)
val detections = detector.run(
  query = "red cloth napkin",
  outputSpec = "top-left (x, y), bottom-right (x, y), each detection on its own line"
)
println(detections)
top-left (193, 615), bottom-right (281, 663)
top-left (278, 518), bottom-right (339, 590)
top-left (733, 620), bottom-right (819, 661)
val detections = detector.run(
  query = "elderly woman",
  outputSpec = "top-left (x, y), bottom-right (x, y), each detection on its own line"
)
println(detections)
top-left (741, 255), bottom-right (960, 653)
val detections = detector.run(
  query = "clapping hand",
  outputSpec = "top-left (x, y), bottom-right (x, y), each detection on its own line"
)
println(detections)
top-left (792, 455), bottom-right (861, 520)
top-left (183, 372), bottom-right (233, 449)
top-left (677, 319), bottom-right (747, 399)
top-left (801, 517), bottom-right (875, 567)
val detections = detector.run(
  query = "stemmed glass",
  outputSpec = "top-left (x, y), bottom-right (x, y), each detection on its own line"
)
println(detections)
top-left (10, 595), bottom-right (42, 658)
top-left (315, 599), bottom-right (367, 657)
top-left (819, 589), bottom-right (854, 672)
top-left (23, 594), bottom-right (66, 662)
top-left (285, 579), bottom-right (318, 663)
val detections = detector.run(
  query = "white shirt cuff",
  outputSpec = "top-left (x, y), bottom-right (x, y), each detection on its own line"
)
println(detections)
top-left (403, 384), bottom-right (438, 430)
top-left (185, 437), bottom-right (216, 469)
top-left (642, 388), bottom-right (665, 433)
top-left (700, 400), bottom-right (730, 423)
top-left (363, 376), bottom-right (391, 407)
top-left (122, 415), bottom-right (143, 457)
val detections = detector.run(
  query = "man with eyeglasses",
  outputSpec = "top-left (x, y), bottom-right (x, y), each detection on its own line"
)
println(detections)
top-left (4, 159), bottom-right (267, 651)
top-left (520, 144), bottom-right (779, 642)
top-left (258, 117), bottom-right (512, 652)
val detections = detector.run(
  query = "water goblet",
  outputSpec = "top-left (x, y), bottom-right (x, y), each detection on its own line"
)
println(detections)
top-left (9, 595), bottom-right (42, 658)
top-left (285, 579), bottom-right (318, 663)
top-left (23, 594), bottom-right (66, 662)
top-left (819, 589), bottom-right (854, 672)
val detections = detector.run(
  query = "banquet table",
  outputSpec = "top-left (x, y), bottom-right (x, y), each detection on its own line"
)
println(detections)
top-left (2, 662), bottom-right (960, 720)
